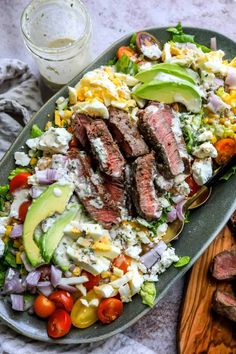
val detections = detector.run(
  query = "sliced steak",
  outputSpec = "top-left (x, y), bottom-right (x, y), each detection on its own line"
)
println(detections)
top-left (139, 103), bottom-right (186, 178)
top-left (211, 250), bottom-right (236, 280)
top-left (108, 107), bottom-right (149, 158)
top-left (85, 119), bottom-right (125, 178)
top-left (103, 174), bottom-right (128, 219)
top-left (72, 113), bottom-right (92, 148)
top-left (212, 289), bottom-right (236, 322)
top-left (124, 164), bottom-right (136, 216)
top-left (132, 152), bottom-right (162, 221)
top-left (68, 148), bottom-right (120, 228)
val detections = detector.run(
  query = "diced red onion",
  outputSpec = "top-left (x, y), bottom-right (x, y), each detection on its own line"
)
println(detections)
top-left (26, 270), bottom-right (41, 287)
top-left (172, 195), bottom-right (185, 204)
top-left (9, 224), bottom-right (23, 238)
top-left (35, 169), bottom-right (58, 185)
top-left (36, 264), bottom-right (51, 280)
top-left (64, 271), bottom-right (72, 278)
top-left (58, 284), bottom-right (77, 293)
top-left (210, 37), bottom-right (217, 51)
top-left (10, 294), bottom-right (24, 311)
top-left (50, 265), bottom-right (62, 288)
top-left (20, 252), bottom-right (35, 272)
top-left (206, 92), bottom-right (230, 113)
top-left (3, 269), bottom-right (25, 294)
top-left (176, 200), bottom-right (186, 221)
top-left (225, 67), bottom-right (236, 89)
top-left (167, 207), bottom-right (177, 223)
top-left (140, 241), bottom-right (167, 269)
top-left (37, 283), bottom-right (54, 296)
top-left (37, 281), bottom-right (51, 287)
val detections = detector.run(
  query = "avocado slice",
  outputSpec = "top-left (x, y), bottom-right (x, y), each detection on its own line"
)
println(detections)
top-left (135, 63), bottom-right (196, 84)
top-left (23, 182), bottom-right (74, 266)
top-left (53, 235), bottom-right (73, 271)
top-left (133, 80), bottom-right (201, 113)
top-left (42, 204), bottom-right (79, 263)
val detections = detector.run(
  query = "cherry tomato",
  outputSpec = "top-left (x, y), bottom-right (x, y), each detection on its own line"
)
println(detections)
top-left (112, 254), bottom-right (131, 273)
top-left (98, 298), bottom-right (123, 324)
top-left (185, 175), bottom-right (200, 197)
top-left (9, 172), bottom-right (32, 194)
top-left (34, 294), bottom-right (56, 318)
top-left (18, 200), bottom-right (32, 221)
top-left (117, 46), bottom-right (135, 59)
top-left (49, 290), bottom-right (74, 312)
top-left (69, 135), bottom-right (79, 149)
top-left (47, 309), bottom-right (71, 338)
top-left (82, 271), bottom-right (101, 291)
top-left (214, 138), bottom-right (236, 165)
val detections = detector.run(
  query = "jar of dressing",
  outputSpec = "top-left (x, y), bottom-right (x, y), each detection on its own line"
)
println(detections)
top-left (21, 0), bottom-right (92, 89)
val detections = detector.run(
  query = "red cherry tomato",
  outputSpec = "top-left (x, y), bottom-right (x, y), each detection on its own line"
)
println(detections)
top-left (98, 298), bottom-right (123, 324)
top-left (82, 271), bottom-right (101, 291)
top-left (185, 175), bottom-right (200, 197)
top-left (9, 172), bottom-right (32, 194)
top-left (47, 309), bottom-right (71, 338)
top-left (112, 254), bottom-right (131, 273)
top-left (48, 290), bottom-right (74, 312)
top-left (18, 200), bottom-right (32, 221)
top-left (34, 294), bottom-right (56, 318)
top-left (69, 135), bottom-right (79, 149)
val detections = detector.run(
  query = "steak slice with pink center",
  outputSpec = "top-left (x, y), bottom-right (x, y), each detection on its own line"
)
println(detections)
top-left (108, 107), bottom-right (149, 158)
top-left (85, 119), bottom-right (125, 178)
top-left (139, 104), bottom-right (185, 178)
top-left (68, 148), bottom-right (120, 228)
top-left (132, 152), bottom-right (162, 220)
top-left (72, 113), bottom-right (92, 148)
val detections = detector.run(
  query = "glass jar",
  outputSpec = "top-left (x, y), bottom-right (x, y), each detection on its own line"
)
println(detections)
top-left (21, 0), bottom-right (92, 89)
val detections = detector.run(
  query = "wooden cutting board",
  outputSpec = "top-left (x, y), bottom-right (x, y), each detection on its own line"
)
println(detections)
top-left (178, 225), bottom-right (236, 354)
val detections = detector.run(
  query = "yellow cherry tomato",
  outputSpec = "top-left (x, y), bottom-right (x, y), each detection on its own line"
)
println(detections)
top-left (70, 290), bottom-right (101, 329)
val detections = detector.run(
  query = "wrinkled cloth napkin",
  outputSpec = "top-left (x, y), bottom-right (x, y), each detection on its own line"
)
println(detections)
top-left (0, 59), bottom-right (184, 354)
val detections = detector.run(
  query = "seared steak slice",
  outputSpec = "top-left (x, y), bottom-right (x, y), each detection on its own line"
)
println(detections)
top-left (212, 290), bottom-right (236, 322)
top-left (132, 152), bottom-right (162, 220)
top-left (108, 107), bottom-right (149, 158)
top-left (68, 148), bottom-right (120, 228)
top-left (124, 164), bottom-right (136, 216)
top-left (85, 119), bottom-right (125, 178)
top-left (72, 113), bottom-right (92, 148)
top-left (211, 250), bottom-right (236, 280)
top-left (103, 175), bottom-right (128, 219)
top-left (139, 103), bottom-right (185, 178)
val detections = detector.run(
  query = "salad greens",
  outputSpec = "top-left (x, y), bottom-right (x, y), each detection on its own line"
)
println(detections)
top-left (0, 185), bottom-right (11, 213)
top-left (167, 22), bottom-right (211, 53)
top-left (129, 33), bottom-right (137, 50)
top-left (115, 54), bottom-right (138, 76)
top-left (220, 165), bottom-right (236, 181)
top-left (31, 124), bottom-right (43, 138)
top-left (8, 167), bottom-right (31, 180)
top-left (174, 256), bottom-right (191, 268)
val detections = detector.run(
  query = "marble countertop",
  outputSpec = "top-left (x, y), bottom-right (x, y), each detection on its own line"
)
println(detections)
top-left (0, 0), bottom-right (235, 353)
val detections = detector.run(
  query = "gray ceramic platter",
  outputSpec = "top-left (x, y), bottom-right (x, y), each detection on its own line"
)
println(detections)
top-left (0, 27), bottom-right (236, 343)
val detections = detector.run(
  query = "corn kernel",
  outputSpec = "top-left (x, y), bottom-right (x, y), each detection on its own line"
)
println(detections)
top-left (220, 118), bottom-right (226, 124)
top-left (72, 266), bottom-right (81, 276)
top-left (229, 57), bottom-right (236, 67)
top-left (211, 136), bottom-right (217, 144)
top-left (63, 110), bottom-right (73, 120)
top-left (5, 225), bottom-right (12, 237)
top-left (54, 111), bottom-right (63, 127)
top-left (30, 157), bottom-right (37, 166)
top-left (110, 275), bottom-right (118, 282)
top-left (171, 47), bottom-right (181, 56)
top-left (16, 252), bottom-right (22, 264)
top-left (208, 118), bottom-right (213, 124)
top-left (45, 121), bottom-right (52, 130)
top-left (203, 118), bottom-right (209, 124)
top-left (101, 271), bottom-right (111, 279)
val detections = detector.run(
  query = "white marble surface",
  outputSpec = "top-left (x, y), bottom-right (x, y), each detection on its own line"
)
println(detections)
top-left (0, 0), bottom-right (236, 353)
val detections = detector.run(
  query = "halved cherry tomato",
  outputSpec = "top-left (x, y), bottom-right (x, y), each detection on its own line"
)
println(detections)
top-left (69, 135), bottom-right (79, 149)
top-left (185, 175), bottom-right (200, 197)
top-left (49, 290), bottom-right (74, 312)
top-left (98, 298), bottom-right (123, 324)
top-left (112, 254), bottom-right (131, 273)
top-left (47, 309), bottom-right (71, 338)
top-left (9, 172), bottom-right (32, 194)
top-left (82, 271), bottom-right (101, 291)
top-left (67, 126), bottom-right (73, 133)
top-left (117, 46), bottom-right (135, 59)
top-left (34, 294), bottom-right (56, 318)
top-left (214, 138), bottom-right (236, 165)
top-left (18, 200), bottom-right (32, 221)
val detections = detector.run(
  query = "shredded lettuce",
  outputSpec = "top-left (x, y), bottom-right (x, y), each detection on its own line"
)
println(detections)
top-left (3, 240), bottom-right (17, 268)
top-left (107, 56), bottom-right (117, 66)
top-left (115, 54), bottom-right (138, 76)
top-left (0, 185), bottom-right (10, 212)
top-left (220, 165), bottom-right (236, 181)
top-left (167, 22), bottom-right (211, 53)
top-left (140, 281), bottom-right (156, 307)
top-left (129, 33), bottom-right (137, 50)
top-left (179, 112), bottom-right (202, 153)
top-left (31, 124), bottom-right (43, 138)
top-left (174, 256), bottom-right (191, 268)
top-left (8, 167), bottom-right (31, 181)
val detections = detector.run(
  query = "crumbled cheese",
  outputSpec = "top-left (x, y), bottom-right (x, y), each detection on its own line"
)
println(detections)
top-left (197, 129), bottom-right (214, 142)
top-left (30, 127), bottom-right (72, 154)
top-left (14, 152), bottom-right (30, 166)
top-left (192, 142), bottom-right (218, 159)
top-left (125, 244), bottom-right (142, 259)
top-left (149, 247), bottom-right (179, 276)
top-left (94, 284), bottom-right (118, 298)
top-left (192, 157), bottom-right (213, 185)
top-left (119, 283), bottom-right (132, 302)
top-left (0, 217), bottom-right (10, 237)
top-left (141, 44), bottom-right (162, 59)
top-left (0, 239), bottom-right (5, 257)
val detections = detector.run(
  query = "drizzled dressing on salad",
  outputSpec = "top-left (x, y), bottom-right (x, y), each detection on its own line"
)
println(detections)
top-left (0, 23), bottom-right (236, 338)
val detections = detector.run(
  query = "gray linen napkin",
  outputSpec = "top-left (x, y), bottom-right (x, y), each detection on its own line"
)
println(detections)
top-left (0, 58), bottom-right (42, 159)
top-left (0, 58), bottom-right (182, 354)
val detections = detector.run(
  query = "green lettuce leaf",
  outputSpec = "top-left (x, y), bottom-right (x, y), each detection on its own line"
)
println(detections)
top-left (3, 240), bottom-right (17, 268)
top-left (129, 33), bottom-right (137, 50)
top-left (8, 167), bottom-right (31, 180)
top-left (0, 185), bottom-right (11, 212)
top-left (174, 256), bottom-right (191, 268)
top-left (220, 165), bottom-right (236, 181)
top-left (31, 124), bottom-right (43, 138)
top-left (140, 281), bottom-right (156, 307)
top-left (115, 54), bottom-right (138, 76)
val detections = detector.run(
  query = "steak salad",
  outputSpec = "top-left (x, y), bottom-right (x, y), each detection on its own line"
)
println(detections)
top-left (1, 23), bottom-right (236, 338)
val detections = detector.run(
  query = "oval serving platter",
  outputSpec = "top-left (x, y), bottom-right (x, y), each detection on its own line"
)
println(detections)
top-left (0, 27), bottom-right (236, 343)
